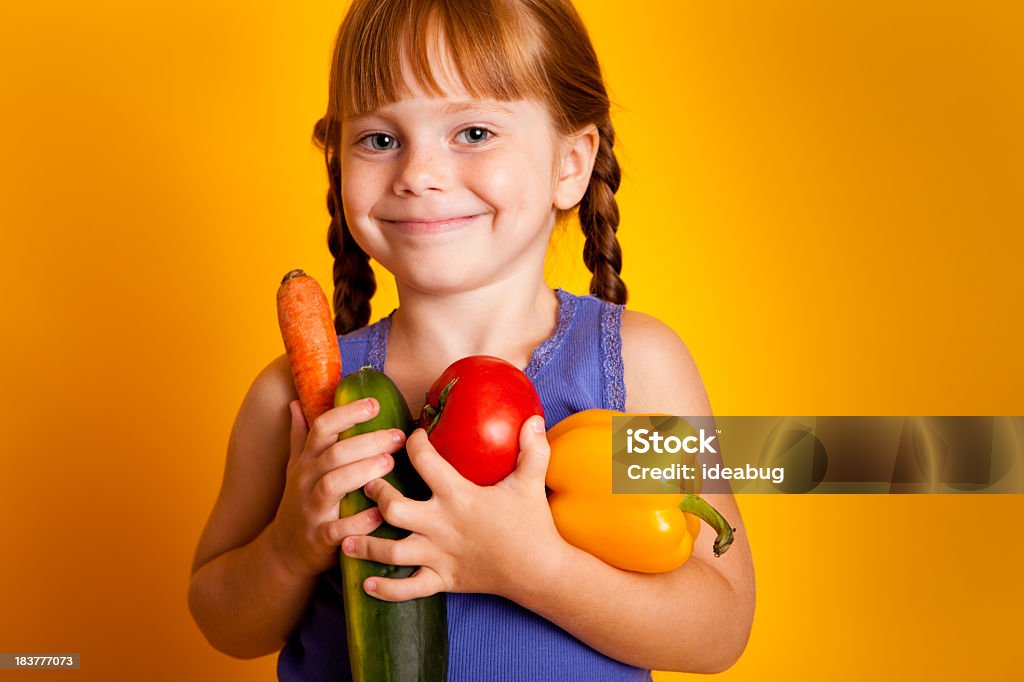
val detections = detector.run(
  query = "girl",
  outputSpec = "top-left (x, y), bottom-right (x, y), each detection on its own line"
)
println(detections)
top-left (188, 0), bottom-right (755, 679)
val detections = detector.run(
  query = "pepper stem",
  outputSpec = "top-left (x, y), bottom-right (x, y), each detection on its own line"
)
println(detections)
top-left (679, 494), bottom-right (736, 558)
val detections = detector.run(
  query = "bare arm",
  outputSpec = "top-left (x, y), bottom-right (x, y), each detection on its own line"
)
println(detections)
top-left (187, 355), bottom-right (313, 658)
top-left (187, 354), bottom-right (402, 658)
top-left (509, 524), bottom-right (752, 672)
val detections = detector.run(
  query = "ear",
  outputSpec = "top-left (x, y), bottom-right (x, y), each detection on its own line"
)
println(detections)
top-left (553, 124), bottom-right (600, 211)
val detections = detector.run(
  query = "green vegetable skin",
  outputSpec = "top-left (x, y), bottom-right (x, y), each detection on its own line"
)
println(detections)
top-left (335, 367), bottom-right (448, 682)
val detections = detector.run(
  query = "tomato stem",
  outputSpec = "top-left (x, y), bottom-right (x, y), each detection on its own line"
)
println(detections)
top-left (424, 377), bottom-right (458, 433)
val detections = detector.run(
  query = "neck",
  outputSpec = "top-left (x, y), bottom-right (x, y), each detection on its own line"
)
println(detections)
top-left (387, 274), bottom-right (559, 371)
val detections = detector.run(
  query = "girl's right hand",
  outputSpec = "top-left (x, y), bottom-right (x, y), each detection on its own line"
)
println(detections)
top-left (267, 398), bottom-right (406, 578)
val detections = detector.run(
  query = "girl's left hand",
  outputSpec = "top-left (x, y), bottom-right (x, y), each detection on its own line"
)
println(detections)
top-left (340, 415), bottom-right (566, 602)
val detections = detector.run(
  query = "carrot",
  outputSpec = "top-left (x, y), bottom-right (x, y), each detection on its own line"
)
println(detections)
top-left (277, 269), bottom-right (342, 425)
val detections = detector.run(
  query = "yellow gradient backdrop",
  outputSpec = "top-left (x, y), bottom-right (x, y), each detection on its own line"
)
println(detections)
top-left (1, 1), bottom-right (1022, 680)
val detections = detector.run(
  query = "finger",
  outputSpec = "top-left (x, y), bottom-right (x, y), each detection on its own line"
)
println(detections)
top-left (363, 566), bottom-right (447, 602)
top-left (305, 397), bottom-right (381, 457)
top-left (315, 428), bottom-right (407, 475)
top-left (341, 532), bottom-right (432, 568)
top-left (320, 507), bottom-right (383, 547)
top-left (288, 400), bottom-right (308, 466)
top-left (510, 415), bottom-right (550, 483)
top-left (312, 453), bottom-right (394, 508)
top-left (405, 428), bottom-right (464, 498)
top-left (364, 478), bottom-right (428, 533)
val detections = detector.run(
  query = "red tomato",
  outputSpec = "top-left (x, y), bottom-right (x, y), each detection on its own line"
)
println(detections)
top-left (419, 355), bottom-right (545, 486)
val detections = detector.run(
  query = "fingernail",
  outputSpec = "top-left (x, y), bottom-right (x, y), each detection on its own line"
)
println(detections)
top-left (342, 538), bottom-right (354, 554)
top-left (365, 579), bottom-right (377, 593)
top-left (392, 430), bottom-right (404, 443)
top-left (531, 417), bottom-right (545, 432)
top-left (379, 453), bottom-right (392, 470)
top-left (364, 479), bottom-right (376, 495)
top-left (364, 398), bottom-right (378, 415)
top-left (368, 508), bottom-right (381, 524)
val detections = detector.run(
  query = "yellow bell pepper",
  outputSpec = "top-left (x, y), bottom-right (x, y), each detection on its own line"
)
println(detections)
top-left (545, 409), bottom-right (735, 573)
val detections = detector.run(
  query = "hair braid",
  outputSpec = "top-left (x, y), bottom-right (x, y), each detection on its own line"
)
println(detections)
top-left (314, 116), bottom-right (376, 335)
top-left (577, 118), bottom-right (627, 304)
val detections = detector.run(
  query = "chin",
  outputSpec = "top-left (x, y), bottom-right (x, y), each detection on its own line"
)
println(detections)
top-left (397, 262), bottom-right (493, 297)
top-left (382, 248), bottom-right (483, 292)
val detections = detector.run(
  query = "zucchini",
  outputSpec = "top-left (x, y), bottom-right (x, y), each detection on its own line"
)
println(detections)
top-left (335, 367), bottom-right (447, 682)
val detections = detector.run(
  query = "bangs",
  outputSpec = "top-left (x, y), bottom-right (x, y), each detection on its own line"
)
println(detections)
top-left (330, 0), bottom-right (555, 124)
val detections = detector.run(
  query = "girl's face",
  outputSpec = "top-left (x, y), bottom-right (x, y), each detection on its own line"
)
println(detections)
top-left (339, 61), bottom-right (593, 296)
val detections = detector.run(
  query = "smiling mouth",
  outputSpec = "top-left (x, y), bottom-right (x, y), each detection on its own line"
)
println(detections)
top-left (382, 214), bottom-right (481, 235)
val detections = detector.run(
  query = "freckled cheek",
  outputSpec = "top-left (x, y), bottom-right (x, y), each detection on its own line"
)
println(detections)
top-left (462, 155), bottom-right (550, 216)
top-left (338, 166), bottom-right (390, 256)
top-left (470, 167), bottom-right (513, 205)
top-left (341, 164), bottom-right (384, 220)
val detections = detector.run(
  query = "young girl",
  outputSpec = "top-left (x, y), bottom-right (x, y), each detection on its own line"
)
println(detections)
top-left (189, 0), bottom-right (755, 679)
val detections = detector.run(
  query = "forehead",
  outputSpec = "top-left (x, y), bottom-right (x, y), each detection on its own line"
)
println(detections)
top-left (396, 32), bottom-right (472, 102)
top-left (345, 35), bottom-right (551, 127)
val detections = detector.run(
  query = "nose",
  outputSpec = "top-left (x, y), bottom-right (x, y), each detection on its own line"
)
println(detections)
top-left (393, 142), bottom-right (448, 196)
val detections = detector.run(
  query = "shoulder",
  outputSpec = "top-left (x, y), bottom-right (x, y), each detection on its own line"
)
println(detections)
top-left (228, 352), bottom-right (297, 489)
top-left (620, 309), bottom-right (712, 416)
top-left (229, 353), bottom-right (298, 473)
top-left (239, 352), bottom-right (298, 422)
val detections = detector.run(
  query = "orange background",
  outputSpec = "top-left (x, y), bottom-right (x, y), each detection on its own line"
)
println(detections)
top-left (2, 1), bottom-right (1022, 680)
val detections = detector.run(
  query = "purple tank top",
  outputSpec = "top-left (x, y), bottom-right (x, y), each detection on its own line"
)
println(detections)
top-left (277, 288), bottom-right (651, 681)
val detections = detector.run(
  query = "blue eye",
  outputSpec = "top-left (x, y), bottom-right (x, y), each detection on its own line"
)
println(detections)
top-left (360, 132), bottom-right (398, 150)
top-left (458, 127), bottom-right (492, 144)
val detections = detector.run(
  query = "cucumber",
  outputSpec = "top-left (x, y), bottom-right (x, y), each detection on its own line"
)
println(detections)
top-left (335, 367), bottom-right (447, 682)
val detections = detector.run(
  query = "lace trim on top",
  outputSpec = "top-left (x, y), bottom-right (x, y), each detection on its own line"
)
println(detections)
top-left (523, 288), bottom-right (576, 380)
top-left (365, 313), bottom-right (390, 372)
top-left (364, 289), bottom-right (576, 379)
top-left (601, 301), bottom-right (626, 410)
